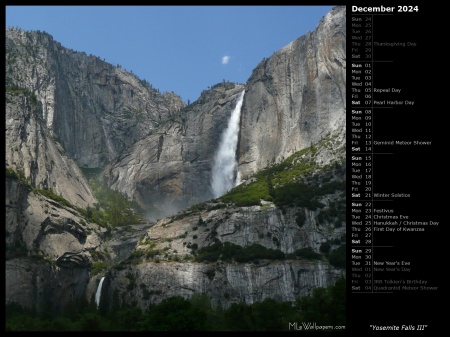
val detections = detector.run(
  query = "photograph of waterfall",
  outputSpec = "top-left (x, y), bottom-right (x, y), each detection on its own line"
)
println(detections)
top-left (6, 5), bottom-right (346, 331)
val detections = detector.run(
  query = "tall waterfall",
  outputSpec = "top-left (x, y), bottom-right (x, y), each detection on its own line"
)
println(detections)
top-left (211, 90), bottom-right (245, 198)
top-left (95, 277), bottom-right (105, 309)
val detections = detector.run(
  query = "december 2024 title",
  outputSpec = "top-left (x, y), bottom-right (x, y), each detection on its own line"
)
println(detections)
top-left (352, 5), bottom-right (419, 13)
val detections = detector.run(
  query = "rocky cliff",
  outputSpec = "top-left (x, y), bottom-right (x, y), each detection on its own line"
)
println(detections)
top-left (5, 172), bottom-right (104, 314)
top-left (238, 6), bottom-right (346, 179)
top-left (5, 5), bottom-right (346, 315)
top-left (101, 135), bottom-right (346, 310)
top-left (102, 83), bottom-right (245, 218)
top-left (6, 90), bottom-right (96, 208)
top-left (6, 29), bottom-right (185, 168)
top-left (103, 5), bottom-right (346, 213)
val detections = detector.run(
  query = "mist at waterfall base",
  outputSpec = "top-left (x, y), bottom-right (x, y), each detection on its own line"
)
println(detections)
top-left (211, 90), bottom-right (245, 198)
top-left (140, 90), bottom-right (245, 223)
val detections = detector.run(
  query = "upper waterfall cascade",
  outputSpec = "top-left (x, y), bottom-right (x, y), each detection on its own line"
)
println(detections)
top-left (211, 90), bottom-right (245, 198)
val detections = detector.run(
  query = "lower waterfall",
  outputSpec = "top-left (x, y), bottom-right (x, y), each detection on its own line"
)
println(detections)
top-left (95, 276), bottom-right (105, 309)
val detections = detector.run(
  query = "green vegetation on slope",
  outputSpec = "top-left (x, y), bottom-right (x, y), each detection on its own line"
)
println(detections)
top-left (80, 169), bottom-right (145, 228)
top-left (6, 85), bottom-right (40, 107)
top-left (194, 241), bottom-right (286, 263)
top-left (6, 165), bottom-right (144, 229)
top-left (219, 137), bottom-right (346, 209)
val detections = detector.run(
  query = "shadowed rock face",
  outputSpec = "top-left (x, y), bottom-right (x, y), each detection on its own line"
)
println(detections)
top-left (106, 261), bottom-right (342, 310)
top-left (5, 6), bottom-right (346, 313)
top-left (5, 175), bottom-right (105, 314)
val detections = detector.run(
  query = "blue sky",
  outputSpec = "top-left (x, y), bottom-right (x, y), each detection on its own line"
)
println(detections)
top-left (6, 5), bottom-right (334, 104)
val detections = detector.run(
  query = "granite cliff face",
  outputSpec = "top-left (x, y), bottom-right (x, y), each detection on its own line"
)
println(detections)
top-left (102, 156), bottom-right (346, 309)
top-left (105, 261), bottom-right (341, 310)
top-left (238, 6), bottom-right (346, 179)
top-left (6, 29), bottom-right (185, 168)
top-left (5, 6), bottom-right (346, 314)
top-left (102, 83), bottom-right (245, 218)
top-left (5, 173), bottom-right (104, 314)
top-left (6, 91), bottom-right (96, 209)
top-left (102, 138), bottom-right (346, 310)
top-left (103, 6), bottom-right (346, 213)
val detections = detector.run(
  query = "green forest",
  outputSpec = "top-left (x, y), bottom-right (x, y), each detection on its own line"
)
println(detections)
top-left (5, 277), bottom-right (345, 331)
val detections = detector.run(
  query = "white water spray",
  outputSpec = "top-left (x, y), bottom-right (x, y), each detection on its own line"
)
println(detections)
top-left (95, 277), bottom-right (105, 309)
top-left (211, 90), bottom-right (245, 198)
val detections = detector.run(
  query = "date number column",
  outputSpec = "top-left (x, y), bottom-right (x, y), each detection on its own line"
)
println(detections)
top-left (350, 13), bottom-right (373, 293)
